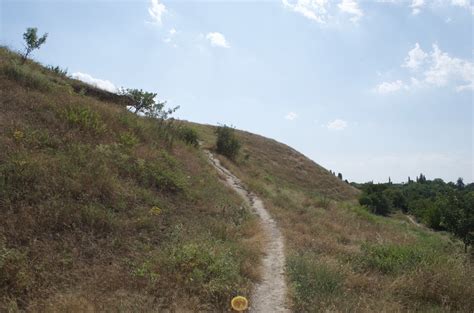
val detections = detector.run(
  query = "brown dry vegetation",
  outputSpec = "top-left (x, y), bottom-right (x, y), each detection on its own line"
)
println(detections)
top-left (0, 47), bottom-right (263, 312)
top-left (191, 123), bottom-right (474, 312)
top-left (1, 45), bottom-right (472, 312)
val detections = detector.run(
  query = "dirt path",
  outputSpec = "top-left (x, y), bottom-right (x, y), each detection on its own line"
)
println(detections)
top-left (204, 150), bottom-right (289, 313)
top-left (407, 215), bottom-right (421, 227)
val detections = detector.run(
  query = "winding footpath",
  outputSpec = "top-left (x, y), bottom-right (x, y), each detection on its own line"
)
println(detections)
top-left (204, 150), bottom-right (289, 313)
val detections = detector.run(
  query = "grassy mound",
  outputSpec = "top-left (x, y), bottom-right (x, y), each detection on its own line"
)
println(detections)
top-left (0, 47), bottom-right (262, 311)
top-left (193, 124), bottom-right (473, 312)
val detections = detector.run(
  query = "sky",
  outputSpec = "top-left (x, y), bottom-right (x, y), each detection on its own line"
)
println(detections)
top-left (1, 0), bottom-right (473, 183)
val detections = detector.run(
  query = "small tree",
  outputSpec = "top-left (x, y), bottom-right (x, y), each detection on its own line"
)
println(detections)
top-left (456, 177), bottom-right (465, 190)
top-left (417, 173), bottom-right (427, 184)
top-left (337, 173), bottom-right (343, 180)
top-left (120, 88), bottom-right (178, 118)
top-left (441, 190), bottom-right (474, 252)
top-left (215, 125), bottom-right (241, 160)
top-left (22, 27), bottom-right (48, 64)
top-left (359, 184), bottom-right (393, 216)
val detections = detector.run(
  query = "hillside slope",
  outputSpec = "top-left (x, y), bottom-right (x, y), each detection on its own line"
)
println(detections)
top-left (191, 123), bottom-right (359, 202)
top-left (1, 46), bottom-right (472, 313)
top-left (0, 47), bottom-right (263, 312)
top-left (191, 123), bottom-right (473, 312)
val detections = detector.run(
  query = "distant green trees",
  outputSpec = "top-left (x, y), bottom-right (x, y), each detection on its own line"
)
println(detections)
top-left (359, 184), bottom-right (392, 215)
top-left (22, 27), bottom-right (48, 64)
top-left (416, 173), bottom-right (427, 183)
top-left (440, 190), bottom-right (473, 252)
top-left (215, 125), bottom-right (241, 160)
top-left (358, 175), bottom-right (474, 252)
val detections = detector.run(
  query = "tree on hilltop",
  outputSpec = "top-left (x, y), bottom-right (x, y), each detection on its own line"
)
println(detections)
top-left (22, 27), bottom-right (48, 64)
top-left (120, 88), bottom-right (179, 118)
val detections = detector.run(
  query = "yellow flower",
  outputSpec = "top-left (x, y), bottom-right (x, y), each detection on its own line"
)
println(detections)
top-left (13, 130), bottom-right (24, 141)
top-left (231, 296), bottom-right (248, 311)
top-left (149, 206), bottom-right (162, 216)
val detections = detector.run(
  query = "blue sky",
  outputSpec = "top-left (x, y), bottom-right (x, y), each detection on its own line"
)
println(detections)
top-left (1, 0), bottom-right (473, 183)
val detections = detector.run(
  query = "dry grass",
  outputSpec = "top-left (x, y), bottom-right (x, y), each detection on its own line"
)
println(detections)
top-left (2, 45), bottom-right (471, 312)
top-left (191, 122), bottom-right (473, 312)
top-left (0, 47), bottom-right (263, 312)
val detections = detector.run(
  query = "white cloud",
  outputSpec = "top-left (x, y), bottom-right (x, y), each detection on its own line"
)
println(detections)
top-left (410, 0), bottom-right (424, 14)
top-left (327, 119), bottom-right (348, 131)
top-left (285, 112), bottom-right (298, 120)
top-left (338, 0), bottom-right (363, 22)
top-left (380, 0), bottom-right (474, 15)
top-left (424, 44), bottom-right (474, 90)
top-left (373, 80), bottom-right (404, 94)
top-left (148, 0), bottom-right (167, 25)
top-left (450, 0), bottom-right (474, 15)
top-left (409, 77), bottom-right (423, 88)
top-left (374, 44), bottom-right (474, 93)
top-left (206, 32), bottom-right (230, 48)
top-left (455, 82), bottom-right (474, 92)
top-left (164, 28), bottom-right (178, 46)
top-left (402, 43), bottom-right (428, 70)
top-left (451, 0), bottom-right (470, 8)
top-left (282, 0), bottom-right (330, 23)
top-left (71, 72), bottom-right (117, 93)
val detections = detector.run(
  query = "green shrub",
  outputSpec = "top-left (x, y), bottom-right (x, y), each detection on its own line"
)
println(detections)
top-left (215, 125), bottom-right (241, 160)
top-left (0, 155), bottom-right (45, 205)
top-left (46, 65), bottom-right (68, 77)
top-left (287, 254), bottom-right (343, 311)
top-left (2, 62), bottom-right (54, 91)
top-left (359, 189), bottom-right (392, 215)
top-left (138, 158), bottom-right (187, 193)
top-left (352, 205), bottom-right (377, 223)
top-left (63, 105), bottom-right (106, 134)
top-left (80, 205), bottom-right (116, 233)
top-left (129, 259), bottom-right (159, 283)
top-left (118, 132), bottom-right (139, 150)
top-left (357, 243), bottom-right (436, 274)
top-left (423, 205), bottom-right (442, 229)
top-left (163, 242), bottom-right (242, 304)
top-left (178, 126), bottom-right (199, 147)
top-left (0, 243), bottom-right (34, 297)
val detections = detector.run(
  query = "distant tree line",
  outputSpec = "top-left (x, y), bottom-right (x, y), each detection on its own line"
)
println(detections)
top-left (329, 170), bottom-right (349, 184)
top-left (354, 175), bottom-right (474, 252)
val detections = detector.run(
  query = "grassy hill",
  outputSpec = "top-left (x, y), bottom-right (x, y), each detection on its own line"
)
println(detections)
top-left (0, 47), bottom-right (262, 311)
top-left (1, 46), bottom-right (472, 312)
top-left (190, 126), bottom-right (473, 312)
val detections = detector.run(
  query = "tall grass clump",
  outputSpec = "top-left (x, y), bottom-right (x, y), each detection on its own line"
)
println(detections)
top-left (287, 254), bottom-right (343, 311)
top-left (1, 62), bottom-right (54, 91)
top-left (62, 105), bottom-right (107, 134)
top-left (357, 243), bottom-right (437, 274)
top-left (395, 259), bottom-right (474, 311)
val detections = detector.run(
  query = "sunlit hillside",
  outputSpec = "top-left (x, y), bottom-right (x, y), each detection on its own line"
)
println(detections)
top-left (1, 46), bottom-right (473, 312)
